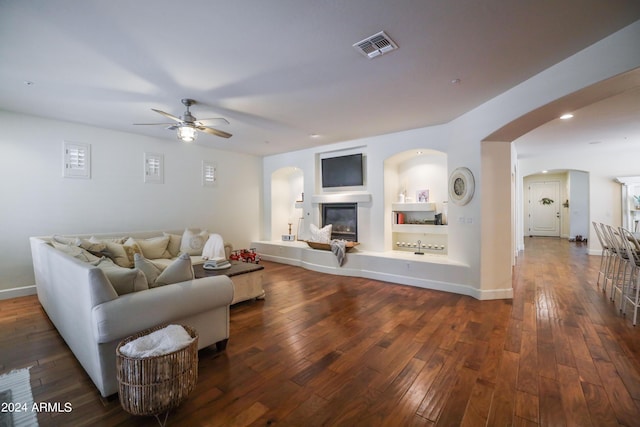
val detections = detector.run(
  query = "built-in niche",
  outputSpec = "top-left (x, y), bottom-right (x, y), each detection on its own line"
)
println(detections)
top-left (271, 167), bottom-right (304, 240)
top-left (383, 149), bottom-right (448, 254)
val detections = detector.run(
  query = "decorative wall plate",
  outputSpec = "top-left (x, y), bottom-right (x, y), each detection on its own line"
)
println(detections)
top-left (448, 167), bottom-right (475, 206)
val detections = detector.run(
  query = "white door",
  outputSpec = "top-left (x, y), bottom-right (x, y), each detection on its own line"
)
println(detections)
top-left (528, 181), bottom-right (560, 236)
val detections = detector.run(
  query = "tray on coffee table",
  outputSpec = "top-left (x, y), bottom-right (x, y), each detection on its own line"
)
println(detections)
top-left (193, 261), bottom-right (264, 278)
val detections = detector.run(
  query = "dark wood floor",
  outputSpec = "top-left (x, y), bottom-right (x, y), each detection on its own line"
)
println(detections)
top-left (2, 237), bottom-right (640, 426)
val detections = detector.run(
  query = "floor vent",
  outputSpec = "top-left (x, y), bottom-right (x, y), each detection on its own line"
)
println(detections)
top-left (353, 31), bottom-right (398, 59)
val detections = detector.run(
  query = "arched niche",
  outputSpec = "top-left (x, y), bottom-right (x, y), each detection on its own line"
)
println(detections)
top-left (271, 167), bottom-right (304, 240)
top-left (383, 149), bottom-right (448, 252)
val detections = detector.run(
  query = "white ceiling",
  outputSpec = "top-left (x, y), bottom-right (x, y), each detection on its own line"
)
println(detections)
top-left (1, 1), bottom-right (639, 156)
top-left (515, 83), bottom-right (640, 159)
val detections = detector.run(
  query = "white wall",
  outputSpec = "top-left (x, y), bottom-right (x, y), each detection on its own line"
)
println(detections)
top-left (569, 170), bottom-right (590, 239)
top-left (261, 20), bottom-right (640, 297)
top-left (0, 111), bottom-right (262, 295)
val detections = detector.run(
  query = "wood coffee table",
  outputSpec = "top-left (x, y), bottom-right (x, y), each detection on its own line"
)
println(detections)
top-left (193, 261), bottom-right (265, 305)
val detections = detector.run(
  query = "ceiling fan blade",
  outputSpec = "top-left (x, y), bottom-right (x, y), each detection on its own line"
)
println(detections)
top-left (195, 118), bottom-right (230, 126)
top-left (151, 108), bottom-right (183, 123)
top-left (197, 126), bottom-right (232, 139)
top-left (133, 122), bottom-right (175, 126)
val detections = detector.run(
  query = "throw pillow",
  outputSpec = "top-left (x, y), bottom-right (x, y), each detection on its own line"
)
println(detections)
top-left (127, 236), bottom-right (171, 259)
top-left (94, 258), bottom-right (148, 295)
top-left (309, 224), bottom-right (332, 243)
top-left (52, 241), bottom-right (101, 263)
top-left (163, 233), bottom-right (182, 257)
top-left (180, 229), bottom-right (208, 256)
top-left (154, 253), bottom-right (194, 287)
top-left (76, 238), bottom-right (108, 256)
top-left (103, 240), bottom-right (141, 268)
top-left (51, 235), bottom-right (76, 245)
top-left (134, 253), bottom-right (163, 286)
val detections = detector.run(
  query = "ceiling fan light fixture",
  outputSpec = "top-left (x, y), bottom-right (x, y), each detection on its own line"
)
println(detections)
top-left (177, 125), bottom-right (197, 142)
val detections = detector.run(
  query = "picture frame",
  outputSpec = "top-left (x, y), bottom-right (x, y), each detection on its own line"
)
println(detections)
top-left (416, 189), bottom-right (429, 203)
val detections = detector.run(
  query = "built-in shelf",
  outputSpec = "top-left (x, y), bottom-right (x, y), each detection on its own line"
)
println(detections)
top-left (391, 202), bottom-right (436, 211)
top-left (391, 201), bottom-right (447, 254)
top-left (392, 224), bottom-right (448, 234)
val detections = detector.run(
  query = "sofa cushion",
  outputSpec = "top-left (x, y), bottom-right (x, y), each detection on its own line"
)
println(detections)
top-left (95, 258), bottom-right (148, 295)
top-left (180, 229), bottom-right (208, 256)
top-left (154, 253), bottom-right (194, 287)
top-left (127, 235), bottom-right (171, 259)
top-left (163, 233), bottom-right (182, 257)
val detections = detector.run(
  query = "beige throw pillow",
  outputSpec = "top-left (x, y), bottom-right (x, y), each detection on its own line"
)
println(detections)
top-left (154, 253), bottom-right (194, 287)
top-left (134, 253), bottom-right (163, 287)
top-left (103, 241), bottom-right (141, 268)
top-left (163, 233), bottom-right (182, 257)
top-left (127, 236), bottom-right (171, 259)
top-left (180, 229), bottom-right (208, 256)
top-left (52, 241), bottom-right (101, 263)
top-left (94, 258), bottom-right (148, 296)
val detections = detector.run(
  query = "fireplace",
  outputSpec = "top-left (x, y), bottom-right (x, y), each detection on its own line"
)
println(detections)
top-left (322, 203), bottom-right (358, 242)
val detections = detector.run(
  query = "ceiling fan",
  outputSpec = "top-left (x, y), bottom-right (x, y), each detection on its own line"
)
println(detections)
top-left (134, 98), bottom-right (232, 142)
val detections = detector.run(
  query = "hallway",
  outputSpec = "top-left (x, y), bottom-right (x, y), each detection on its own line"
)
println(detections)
top-left (512, 236), bottom-right (640, 426)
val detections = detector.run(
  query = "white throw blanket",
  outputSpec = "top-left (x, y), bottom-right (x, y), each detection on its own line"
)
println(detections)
top-left (119, 324), bottom-right (194, 358)
top-left (330, 239), bottom-right (347, 266)
top-left (201, 233), bottom-right (226, 260)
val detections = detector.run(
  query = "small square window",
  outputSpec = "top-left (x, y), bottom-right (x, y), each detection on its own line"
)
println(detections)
top-left (203, 161), bottom-right (217, 187)
top-left (144, 153), bottom-right (164, 184)
top-left (63, 141), bottom-right (91, 179)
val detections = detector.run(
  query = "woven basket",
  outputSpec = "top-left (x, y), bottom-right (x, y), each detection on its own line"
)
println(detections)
top-left (116, 324), bottom-right (198, 416)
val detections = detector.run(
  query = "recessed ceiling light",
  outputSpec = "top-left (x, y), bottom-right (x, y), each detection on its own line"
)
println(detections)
top-left (450, 78), bottom-right (461, 84)
top-left (541, 170), bottom-right (548, 174)
top-left (560, 113), bottom-right (574, 120)
top-left (416, 151), bottom-right (423, 155)
top-left (310, 134), bottom-right (320, 138)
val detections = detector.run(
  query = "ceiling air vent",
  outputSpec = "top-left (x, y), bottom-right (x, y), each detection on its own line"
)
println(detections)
top-left (353, 31), bottom-right (398, 59)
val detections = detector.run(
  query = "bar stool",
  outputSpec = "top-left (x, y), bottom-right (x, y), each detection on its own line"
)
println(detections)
top-left (600, 224), bottom-right (623, 299)
top-left (619, 228), bottom-right (640, 325)
top-left (604, 224), bottom-right (633, 304)
top-left (592, 221), bottom-right (613, 289)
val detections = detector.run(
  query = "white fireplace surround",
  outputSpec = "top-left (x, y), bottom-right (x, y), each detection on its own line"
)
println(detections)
top-left (311, 192), bottom-right (372, 204)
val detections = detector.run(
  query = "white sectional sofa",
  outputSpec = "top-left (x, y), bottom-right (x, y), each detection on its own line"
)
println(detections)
top-left (29, 229), bottom-right (235, 397)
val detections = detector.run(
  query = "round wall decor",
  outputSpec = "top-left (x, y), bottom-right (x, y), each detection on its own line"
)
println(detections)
top-left (448, 167), bottom-right (475, 206)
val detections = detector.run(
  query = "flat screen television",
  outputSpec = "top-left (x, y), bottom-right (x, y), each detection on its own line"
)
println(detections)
top-left (321, 153), bottom-right (364, 188)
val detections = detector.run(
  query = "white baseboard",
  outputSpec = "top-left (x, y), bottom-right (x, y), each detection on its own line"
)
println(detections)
top-left (0, 285), bottom-right (37, 300)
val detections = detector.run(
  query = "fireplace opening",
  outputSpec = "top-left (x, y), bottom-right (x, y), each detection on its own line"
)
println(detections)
top-left (322, 203), bottom-right (358, 242)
